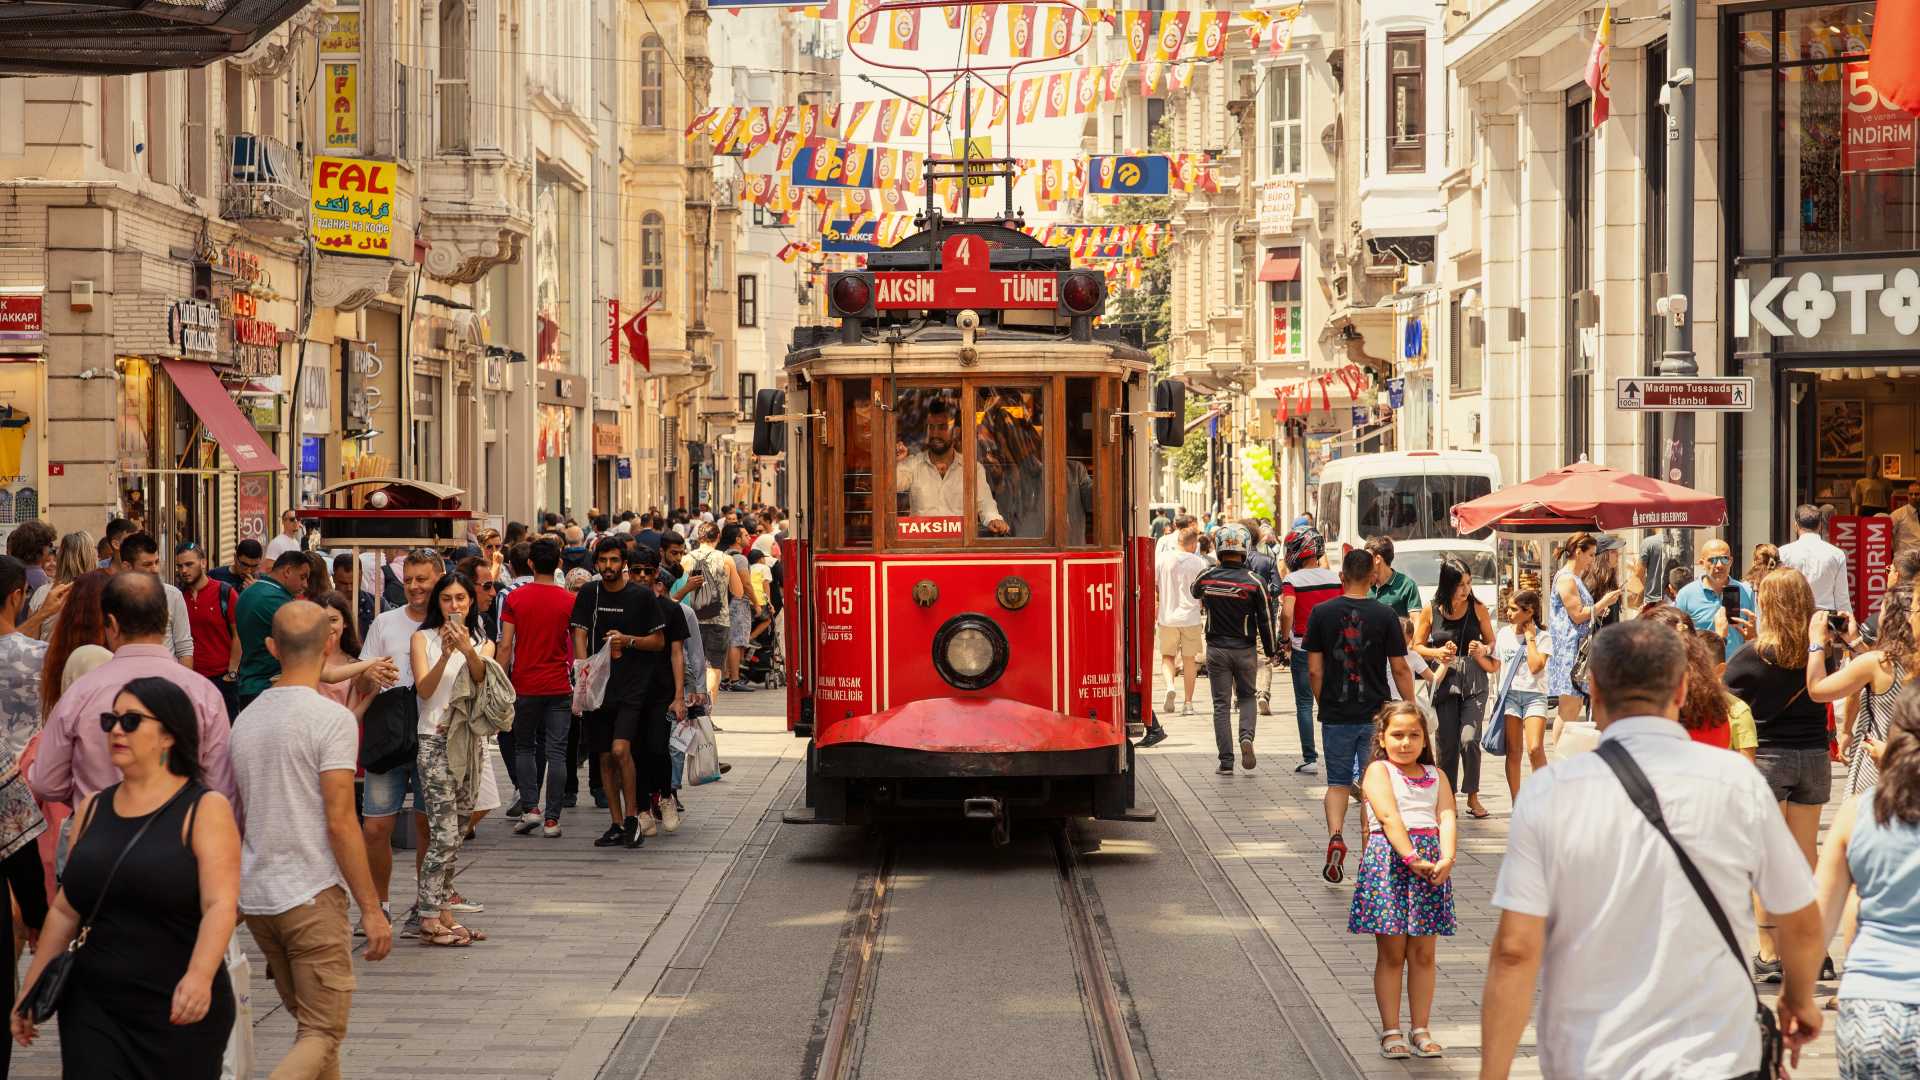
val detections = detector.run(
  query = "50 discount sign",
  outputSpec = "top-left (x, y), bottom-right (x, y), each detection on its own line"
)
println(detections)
top-left (1844, 63), bottom-right (1917, 174)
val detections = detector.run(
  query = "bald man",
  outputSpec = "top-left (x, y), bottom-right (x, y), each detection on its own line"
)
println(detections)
top-left (1673, 538), bottom-right (1756, 659)
top-left (232, 600), bottom-right (392, 1076)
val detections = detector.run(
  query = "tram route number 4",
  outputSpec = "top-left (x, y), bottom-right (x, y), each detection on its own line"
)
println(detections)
top-left (1613, 377), bottom-right (1754, 412)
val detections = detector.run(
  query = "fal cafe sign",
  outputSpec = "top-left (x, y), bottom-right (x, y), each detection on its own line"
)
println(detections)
top-left (1734, 267), bottom-right (1920, 340)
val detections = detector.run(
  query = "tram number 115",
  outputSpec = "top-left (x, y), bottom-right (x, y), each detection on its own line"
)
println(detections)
top-left (1085, 582), bottom-right (1114, 612)
top-left (826, 586), bottom-right (856, 616)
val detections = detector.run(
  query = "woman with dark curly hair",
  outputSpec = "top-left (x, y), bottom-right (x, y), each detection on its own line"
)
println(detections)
top-left (1812, 691), bottom-right (1920, 1078)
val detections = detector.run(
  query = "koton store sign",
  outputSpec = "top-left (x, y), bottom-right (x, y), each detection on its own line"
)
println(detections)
top-left (1734, 266), bottom-right (1920, 340)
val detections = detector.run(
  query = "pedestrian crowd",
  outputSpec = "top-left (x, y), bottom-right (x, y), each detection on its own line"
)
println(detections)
top-left (0, 499), bottom-right (787, 1077)
top-left (1148, 501), bottom-right (1920, 1077)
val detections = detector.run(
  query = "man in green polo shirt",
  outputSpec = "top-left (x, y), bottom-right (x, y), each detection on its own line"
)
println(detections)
top-left (1367, 536), bottom-right (1422, 617)
top-left (234, 550), bottom-right (314, 711)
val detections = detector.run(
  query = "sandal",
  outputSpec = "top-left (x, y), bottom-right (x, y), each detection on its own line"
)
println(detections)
top-left (418, 922), bottom-right (471, 948)
top-left (1409, 1028), bottom-right (1443, 1058)
top-left (1324, 834), bottom-right (1347, 884)
top-left (445, 923), bottom-right (487, 942)
top-left (1379, 1030), bottom-right (1411, 1060)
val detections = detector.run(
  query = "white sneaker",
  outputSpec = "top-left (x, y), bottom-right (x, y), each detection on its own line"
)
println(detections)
top-left (512, 811), bottom-right (541, 835)
top-left (542, 819), bottom-right (563, 838)
top-left (1162, 690), bottom-right (1175, 716)
top-left (637, 811), bottom-right (659, 837)
top-left (660, 800), bottom-right (681, 833)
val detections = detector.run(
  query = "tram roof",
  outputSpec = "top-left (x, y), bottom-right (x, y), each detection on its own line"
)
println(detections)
top-left (786, 333), bottom-right (1151, 379)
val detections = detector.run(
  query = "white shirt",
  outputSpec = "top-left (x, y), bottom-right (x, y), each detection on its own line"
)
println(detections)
top-left (1492, 716), bottom-right (1817, 1080)
top-left (162, 581), bottom-right (194, 663)
top-left (895, 451), bottom-right (1003, 526)
top-left (1776, 531), bottom-right (1852, 612)
top-left (361, 607), bottom-right (424, 686)
top-left (1388, 648), bottom-right (1429, 701)
top-left (231, 686), bottom-right (358, 915)
top-left (1495, 624), bottom-right (1552, 695)
top-left (264, 531), bottom-right (303, 560)
top-left (1154, 549), bottom-right (1207, 627)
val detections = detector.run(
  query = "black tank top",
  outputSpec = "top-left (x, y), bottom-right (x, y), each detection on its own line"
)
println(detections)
top-left (62, 781), bottom-right (217, 997)
top-left (1426, 600), bottom-right (1489, 694)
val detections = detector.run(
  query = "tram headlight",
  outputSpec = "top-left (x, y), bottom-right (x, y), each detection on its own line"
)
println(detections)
top-left (829, 273), bottom-right (875, 318)
top-left (931, 614), bottom-right (1010, 691)
top-left (1058, 270), bottom-right (1104, 316)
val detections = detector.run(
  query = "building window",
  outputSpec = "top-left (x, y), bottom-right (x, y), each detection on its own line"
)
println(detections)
top-left (738, 274), bottom-right (758, 326)
top-left (752, 204), bottom-right (766, 226)
top-left (1231, 239), bottom-right (1248, 312)
top-left (738, 372), bottom-right (758, 414)
top-left (1267, 246), bottom-right (1303, 357)
top-left (1565, 89), bottom-right (1596, 464)
top-left (639, 34), bottom-right (665, 128)
top-left (1449, 293), bottom-right (1482, 393)
top-left (1146, 97), bottom-right (1166, 139)
top-left (1266, 63), bottom-right (1304, 177)
top-left (1386, 31), bottom-right (1426, 173)
top-left (641, 212), bottom-right (665, 291)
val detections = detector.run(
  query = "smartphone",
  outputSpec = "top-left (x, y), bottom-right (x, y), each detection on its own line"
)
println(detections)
top-left (1720, 585), bottom-right (1742, 625)
top-left (1828, 612), bottom-right (1850, 635)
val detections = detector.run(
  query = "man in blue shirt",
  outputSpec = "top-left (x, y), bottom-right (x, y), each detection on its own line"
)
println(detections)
top-left (1672, 538), bottom-right (1755, 658)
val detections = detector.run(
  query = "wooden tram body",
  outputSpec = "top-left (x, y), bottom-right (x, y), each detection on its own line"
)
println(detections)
top-left (765, 223), bottom-right (1183, 836)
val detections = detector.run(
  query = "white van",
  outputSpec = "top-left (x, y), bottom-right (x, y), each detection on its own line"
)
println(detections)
top-left (1314, 450), bottom-right (1503, 554)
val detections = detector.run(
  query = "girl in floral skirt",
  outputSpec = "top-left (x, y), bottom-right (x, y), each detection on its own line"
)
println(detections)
top-left (1349, 701), bottom-right (1458, 1060)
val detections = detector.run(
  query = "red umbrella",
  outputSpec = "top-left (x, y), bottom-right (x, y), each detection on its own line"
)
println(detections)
top-left (1450, 461), bottom-right (1727, 535)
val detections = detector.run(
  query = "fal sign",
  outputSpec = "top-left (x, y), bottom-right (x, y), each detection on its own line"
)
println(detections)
top-left (1734, 267), bottom-right (1920, 340)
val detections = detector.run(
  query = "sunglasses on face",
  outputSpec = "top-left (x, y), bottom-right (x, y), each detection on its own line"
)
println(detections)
top-left (1707, 556), bottom-right (1732, 566)
top-left (99, 710), bottom-right (157, 734)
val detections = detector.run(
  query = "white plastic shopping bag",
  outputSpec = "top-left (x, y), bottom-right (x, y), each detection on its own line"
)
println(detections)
top-left (572, 644), bottom-right (613, 715)
top-left (219, 933), bottom-right (253, 1080)
top-left (687, 713), bottom-right (722, 785)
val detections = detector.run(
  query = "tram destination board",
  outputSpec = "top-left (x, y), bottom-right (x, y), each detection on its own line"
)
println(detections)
top-left (1613, 377), bottom-right (1755, 412)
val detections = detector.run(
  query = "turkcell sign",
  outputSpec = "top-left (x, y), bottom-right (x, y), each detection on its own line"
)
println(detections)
top-left (823, 219), bottom-right (881, 253)
top-left (869, 271), bottom-right (1059, 310)
top-left (1086, 155), bottom-right (1171, 196)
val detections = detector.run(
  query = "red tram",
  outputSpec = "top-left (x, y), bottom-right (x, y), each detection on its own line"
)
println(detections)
top-left (756, 222), bottom-right (1186, 838)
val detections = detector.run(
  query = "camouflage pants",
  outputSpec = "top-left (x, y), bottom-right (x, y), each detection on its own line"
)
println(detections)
top-left (416, 733), bottom-right (464, 918)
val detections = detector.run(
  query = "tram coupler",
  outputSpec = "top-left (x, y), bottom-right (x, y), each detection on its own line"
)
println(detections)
top-left (963, 796), bottom-right (1009, 846)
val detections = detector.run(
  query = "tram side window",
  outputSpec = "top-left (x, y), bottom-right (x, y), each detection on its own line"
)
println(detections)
top-left (1064, 379), bottom-right (1098, 545)
top-left (976, 386), bottom-right (1046, 540)
top-left (894, 387), bottom-right (992, 541)
top-left (840, 379), bottom-right (874, 548)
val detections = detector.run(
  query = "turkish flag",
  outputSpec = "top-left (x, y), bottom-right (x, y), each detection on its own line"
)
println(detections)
top-left (621, 304), bottom-right (655, 370)
top-left (1870, 0), bottom-right (1920, 113)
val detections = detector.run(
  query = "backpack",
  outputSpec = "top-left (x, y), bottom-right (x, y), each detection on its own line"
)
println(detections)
top-left (688, 548), bottom-right (729, 622)
top-left (216, 582), bottom-right (236, 625)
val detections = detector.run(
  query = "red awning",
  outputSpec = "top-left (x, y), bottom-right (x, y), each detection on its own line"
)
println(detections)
top-left (1449, 461), bottom-right (1726, 535)
top-left (162, 359), bottom-right (284, 473)
top-left (1258, 254), bottom-right (1301, 282)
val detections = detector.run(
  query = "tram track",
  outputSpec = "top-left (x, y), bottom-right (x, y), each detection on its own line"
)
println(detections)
top-left (806, 823), bottom-right (1157, 1080)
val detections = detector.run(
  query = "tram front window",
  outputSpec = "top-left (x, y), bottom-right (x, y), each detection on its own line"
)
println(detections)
top-left (977, 386), bottom-right (1047, 540)
top-left (894, 387), bottom-right (1009, 538)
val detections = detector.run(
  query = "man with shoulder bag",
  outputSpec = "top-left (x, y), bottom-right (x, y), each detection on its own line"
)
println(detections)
top-left (1480, 619), bottom-right (1825, 1080)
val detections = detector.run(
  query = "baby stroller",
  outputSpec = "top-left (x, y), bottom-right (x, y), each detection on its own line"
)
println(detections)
top-left (739, 613), bottom-right (786, 689)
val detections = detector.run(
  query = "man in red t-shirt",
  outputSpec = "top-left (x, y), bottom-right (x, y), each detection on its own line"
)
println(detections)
top-left (174, 542), bottom-right (240, 717)
top-left (498, 538), bottom-right (576, 835)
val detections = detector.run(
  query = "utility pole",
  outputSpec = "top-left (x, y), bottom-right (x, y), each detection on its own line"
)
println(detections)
top-left (1659, 0), bottom-right (1697, 492)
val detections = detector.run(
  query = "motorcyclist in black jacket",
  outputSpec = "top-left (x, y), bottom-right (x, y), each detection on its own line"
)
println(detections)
top-left (1191, 525), bottom-right (1280, 775)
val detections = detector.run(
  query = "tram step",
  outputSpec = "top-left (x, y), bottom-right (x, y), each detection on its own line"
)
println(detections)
top-left (1106, 806), bottom-right (1159, 823)
top-left (781, 808), bottom-right (838, 825)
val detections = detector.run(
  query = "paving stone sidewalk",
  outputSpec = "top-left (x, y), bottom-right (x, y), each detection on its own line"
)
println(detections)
top-left (7, 691), bottom-right (804, 1080)
top-left (1140, 671), bottom-right (1847, 1078)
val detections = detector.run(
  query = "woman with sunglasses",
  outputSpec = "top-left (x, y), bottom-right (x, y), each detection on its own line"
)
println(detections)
top-left (12, 676), bottom-right (240, 1077)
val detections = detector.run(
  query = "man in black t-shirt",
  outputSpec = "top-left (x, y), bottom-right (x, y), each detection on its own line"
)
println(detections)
top-left (1305, 548), bottom-right (1414, 884)
top-left (572, 537), bottom-right (678, 850)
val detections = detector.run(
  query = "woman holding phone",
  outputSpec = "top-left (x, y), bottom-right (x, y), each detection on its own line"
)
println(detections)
top-left (1725, 567), bottom-right (1835, 983)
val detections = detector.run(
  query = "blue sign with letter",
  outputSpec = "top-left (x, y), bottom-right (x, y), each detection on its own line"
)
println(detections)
top-left (300, 436), bottom-right (323, 474)
top-left (790, 143), bottom-right (876, 189)
top-left (822, 219), bottom-right (881, 253)
top-left (1086, 155), bottom-right (1172, 196)
top-left (616, 457), bottom-right (632, 479)
top-left (1386, 378), bottom-right (1405, 410)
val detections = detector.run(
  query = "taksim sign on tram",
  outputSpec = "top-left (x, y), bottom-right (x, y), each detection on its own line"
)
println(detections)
top-left (855, 234), bottom-right (1078, 311)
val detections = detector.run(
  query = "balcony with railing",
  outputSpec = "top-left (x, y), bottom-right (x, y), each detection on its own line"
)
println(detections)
top-left (220, 133), bottom-right (307, 238)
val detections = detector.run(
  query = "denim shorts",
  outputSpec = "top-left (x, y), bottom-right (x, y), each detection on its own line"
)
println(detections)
top-left (1755, 746), bottom-right (1832, 806)
top-left (1503, 689), bottom-right (1553, 721)
top-left (363, 761), bottom-right (425, 817)
top-left (1322, 723), bottom-right (1374, 788)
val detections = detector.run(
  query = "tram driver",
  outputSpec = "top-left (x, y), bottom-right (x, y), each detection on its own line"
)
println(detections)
top-left (895, 398), bottom-right (1010, 534)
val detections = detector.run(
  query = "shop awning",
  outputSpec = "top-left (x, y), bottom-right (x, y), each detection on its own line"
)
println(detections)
top-left (162, 360), bottom-right (284, 473)
top-left (1258, 253), bottom-right (1301, 282)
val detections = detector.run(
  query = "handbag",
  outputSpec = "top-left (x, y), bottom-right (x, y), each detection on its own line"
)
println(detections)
top-left (16, 782), bottom-right (193, 1023)
top-left (359, 685), bottom-right (420, 774)
top-left (1595, 741), bottom-right (1784, 1080)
